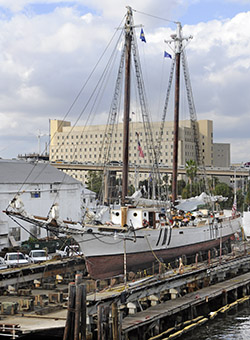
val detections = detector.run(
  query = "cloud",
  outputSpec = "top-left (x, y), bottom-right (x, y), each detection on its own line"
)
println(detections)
top-left (0, 1), bottom-right (249, 164)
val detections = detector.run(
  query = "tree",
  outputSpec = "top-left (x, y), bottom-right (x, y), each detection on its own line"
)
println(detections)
top-left (245, 181), bottom-right (250, 210)
top-left (86, 171), bottom-right (103, 194)
top-left (214, 182), bottom-right (233, 209)
top-left (207, 176), bottom-right (220, 194)
top-left (185, 160), bottom-right (197, 196)
top-left (128, 184), bottom-right (135, 196)
top-left (177, 179), bottom-right (186, 196)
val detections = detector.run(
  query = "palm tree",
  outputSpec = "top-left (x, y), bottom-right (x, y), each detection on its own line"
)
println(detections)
top-left (185, 159), bottom-right (197, 196)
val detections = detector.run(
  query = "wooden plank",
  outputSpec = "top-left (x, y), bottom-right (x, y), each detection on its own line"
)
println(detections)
top-left (122, 271), bottom-right (250, 332)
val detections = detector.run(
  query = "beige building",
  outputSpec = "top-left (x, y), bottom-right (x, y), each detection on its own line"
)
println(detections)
top-left (50, 119), bottom-right (215, 183)
top-left (213, 143), bottom-right (230, 168)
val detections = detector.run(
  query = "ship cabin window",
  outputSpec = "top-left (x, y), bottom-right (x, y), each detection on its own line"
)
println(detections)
top-left (133, 212), bottom-right (137, 217)
top-left (115, 212), bottom-right (120, 216)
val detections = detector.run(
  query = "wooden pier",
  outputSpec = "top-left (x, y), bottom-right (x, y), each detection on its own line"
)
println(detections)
top-left (0, 243), bottom-right (250, 339)
top-left (122, 271), bottom-right (250, 339)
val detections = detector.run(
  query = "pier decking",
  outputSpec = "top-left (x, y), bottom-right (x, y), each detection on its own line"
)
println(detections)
top-left (0, 244), bottom-right (250, 339)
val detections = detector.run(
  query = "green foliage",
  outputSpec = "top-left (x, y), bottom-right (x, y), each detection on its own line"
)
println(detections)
top-left (128, 184), bottom-right (135, 196)
top-left (185, 160), bottom-right (198, 196)
top-left (86, 171), bottom-right (103, 194)
top-left (207, 177), bottom-right (220, 194)
top-left (177, 179), bottom-right (186, 195)
top-left (181, 186), bottom-right (189, 199)
top-left (214, 182), bottom-right (233, 209)
top-left (185, 159), bottom-right (197, 182)
top-left (245, 183), bottom-right (250, 208)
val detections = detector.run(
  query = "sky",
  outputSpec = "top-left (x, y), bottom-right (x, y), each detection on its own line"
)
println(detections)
top-left (0, 0), bottom-right (250, 163)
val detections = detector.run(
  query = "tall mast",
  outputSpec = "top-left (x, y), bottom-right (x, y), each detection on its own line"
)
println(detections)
top-left (165, 22), bottom-right (191, 204)
top-left (121, 6), bottom-right (133, 206)
top-left (172, 23), bottom-right (182, 205)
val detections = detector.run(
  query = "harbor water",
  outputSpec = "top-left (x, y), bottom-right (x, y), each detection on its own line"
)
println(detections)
top-left (0, 309), bottom-right (250, 340)
top-left (182, 305), bottom-right (250, 340)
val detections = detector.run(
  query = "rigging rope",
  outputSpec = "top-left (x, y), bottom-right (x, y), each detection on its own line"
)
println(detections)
top-left (145, 235), bottom-right (167, 269)
top-left (132, 8), bottom-right (177, 24)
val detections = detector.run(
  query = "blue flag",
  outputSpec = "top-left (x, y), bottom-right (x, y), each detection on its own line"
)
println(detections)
top-left (164, 51), bottom-right (172, 59)
top-left (140, 28), bottom-right (146, 43)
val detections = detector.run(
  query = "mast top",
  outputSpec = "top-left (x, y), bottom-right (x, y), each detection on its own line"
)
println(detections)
top-left (165, 22), bottom-right (193, 55)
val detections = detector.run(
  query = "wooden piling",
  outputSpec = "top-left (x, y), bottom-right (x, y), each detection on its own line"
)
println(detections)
top-left (103, 306), bottom-right (110, 340)
top-left (208, 250), bottom-right (211, 266)
top-left (112, 302), bottom-right (119, 340)
top-left (97, 304), bottom-right (104, 340)
top-left (80, 283), bottom-right (87, 340)
top-left (195, 253), bottom-right (198, 268)
top-left (63, 274), bottom-right (87, 340)
top-left (63, 282), bottom-right (76, 340)
top-left (74, 274), bottom-right (82, 340)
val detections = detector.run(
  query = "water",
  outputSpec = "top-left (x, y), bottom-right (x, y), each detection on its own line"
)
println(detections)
top-left (182, 306), bottom-right (250, 340)
top-left (0, 306), bottom-right (249, 339)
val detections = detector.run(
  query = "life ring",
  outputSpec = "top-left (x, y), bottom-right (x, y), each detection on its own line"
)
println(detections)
top-left (142, 219), bottom-right (149, 227)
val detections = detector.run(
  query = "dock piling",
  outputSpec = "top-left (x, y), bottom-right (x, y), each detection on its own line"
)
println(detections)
top-left (63, 274), bottom-right (87, 340)
top-left (112, 302), bottom-right (119, 340)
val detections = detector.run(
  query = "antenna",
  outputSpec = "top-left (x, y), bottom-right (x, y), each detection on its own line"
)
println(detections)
top-left (37, 130), bottom-right (48, 155)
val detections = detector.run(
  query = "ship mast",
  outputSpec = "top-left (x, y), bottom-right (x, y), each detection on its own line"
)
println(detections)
top-left (172, 23), bottom-right (182, 205)
top-left (121, 7), bottom-right (133, 206)
top-left (165, 23), bottom-right (192, 204)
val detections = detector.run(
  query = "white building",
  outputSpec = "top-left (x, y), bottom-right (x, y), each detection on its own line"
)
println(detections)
top-left (0, 159), bottom-right (88, 250)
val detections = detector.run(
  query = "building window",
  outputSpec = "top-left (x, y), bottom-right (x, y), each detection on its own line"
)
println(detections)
top-left (31, 191), bottom-right (41, 198)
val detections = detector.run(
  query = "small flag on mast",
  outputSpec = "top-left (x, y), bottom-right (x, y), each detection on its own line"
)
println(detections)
top-left (136, 132), bottom-right (145, 158)
top-left (140, 28), bottom-right (146, 43)
top-left (164, 51), bottom-right (172, 59)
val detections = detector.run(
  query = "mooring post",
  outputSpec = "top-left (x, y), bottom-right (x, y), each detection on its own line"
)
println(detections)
top-left (103, 306), bottom-right (110, 340)
top-left (74, 274), bottom-right (82, 340)
top-left (80, 283), bottom-right (87, 340)
top-left (208, 250), bottom-right (211, 266)
top-left (63, 282), bottom-right (76, 340)
top-left (97, 304), bottom-right (104, 340)
top-left (222, 289), bottom-right (228, 306)
top-left (195, 253), bottom-right (198, 268)
top-left (112, 302), bottom-right (119, 340)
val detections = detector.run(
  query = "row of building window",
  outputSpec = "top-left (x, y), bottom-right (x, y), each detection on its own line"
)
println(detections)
top-left (56, 130), bottom-right (175, 140)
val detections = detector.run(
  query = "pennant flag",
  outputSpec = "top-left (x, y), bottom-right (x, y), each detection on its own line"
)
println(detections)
top-left (140, 28), bottom-right (146, 43)
top-left (164, 51), bottom-right (172, 59)
top-left (232, 195), bottom-right (237, 216)
top-left (136, 132), bottom-right (145, 158)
